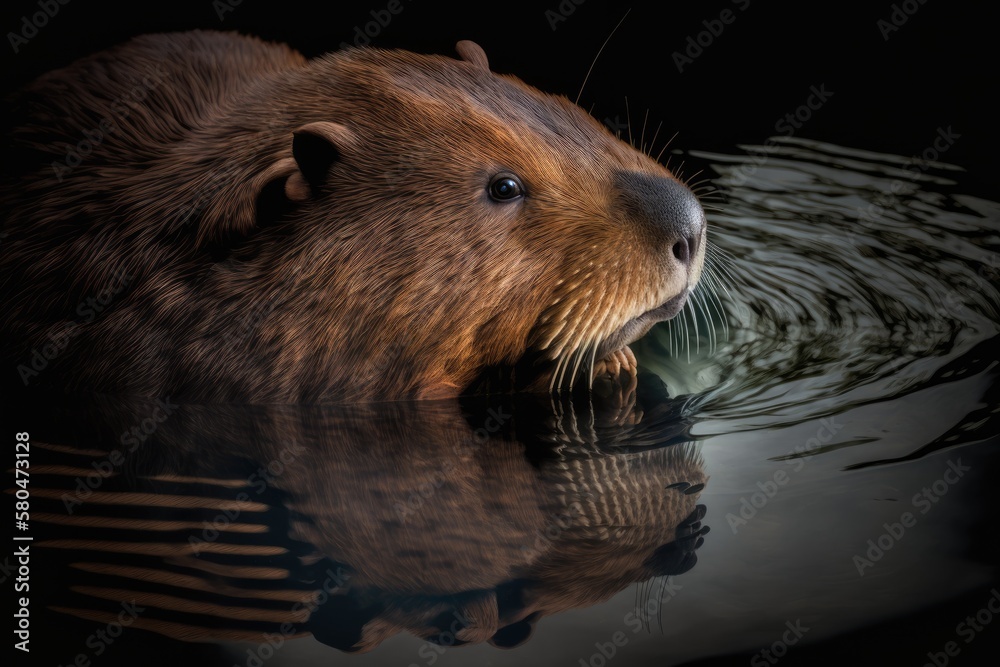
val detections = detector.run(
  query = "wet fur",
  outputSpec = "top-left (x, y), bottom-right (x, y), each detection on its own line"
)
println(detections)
top-left (25, 388), bottom-right (706, 651)
top-left (1, 31), bottom-right (697, 402)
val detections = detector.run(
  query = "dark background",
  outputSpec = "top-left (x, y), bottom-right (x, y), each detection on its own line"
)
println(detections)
top-left (1, 0), bottom-right (995, 186)
top-left (2, 3), bottom-right (998, 666)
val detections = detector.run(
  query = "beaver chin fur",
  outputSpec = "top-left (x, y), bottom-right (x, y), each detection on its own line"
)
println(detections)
top-left (0, 31), bottom-right (706, 403)
top-left (594, 290), bottom-right (690, 362)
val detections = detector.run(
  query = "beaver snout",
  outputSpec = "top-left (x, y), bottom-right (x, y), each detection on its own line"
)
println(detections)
top-left (614, 171), bottom-right (706, 273)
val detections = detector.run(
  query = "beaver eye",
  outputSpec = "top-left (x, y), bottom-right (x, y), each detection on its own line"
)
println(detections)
top-left (488, 174), bottom-right (524, 202)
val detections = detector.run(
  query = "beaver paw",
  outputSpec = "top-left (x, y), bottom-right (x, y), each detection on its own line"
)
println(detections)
top-left (591, 346), bottom-right (640, 425)
top-left (592, 346), bottom-right (637, 384)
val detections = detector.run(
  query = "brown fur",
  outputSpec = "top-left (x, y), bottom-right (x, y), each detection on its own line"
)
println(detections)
top-left (26, 385), bottom-right (706, 652)
top-left (1, 31), bottom-right (705, 402)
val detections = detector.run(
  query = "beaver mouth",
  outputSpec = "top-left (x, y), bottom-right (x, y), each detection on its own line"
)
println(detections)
top-left (595, 291), bottom-right (688, 360)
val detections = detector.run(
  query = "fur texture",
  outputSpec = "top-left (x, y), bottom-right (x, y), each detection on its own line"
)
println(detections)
top-left (1, 31), bottom-right (705, 402)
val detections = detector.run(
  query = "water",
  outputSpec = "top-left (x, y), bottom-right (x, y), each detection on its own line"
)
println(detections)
top-left (16, 137), bottom-right (1000, 666)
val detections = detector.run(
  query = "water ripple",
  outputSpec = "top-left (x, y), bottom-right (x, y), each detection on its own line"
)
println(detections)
top-left (640, 137), bottom-right (1000, 449)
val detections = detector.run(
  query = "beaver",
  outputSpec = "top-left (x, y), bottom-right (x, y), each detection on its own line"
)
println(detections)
top-left (22, 380), bottom-right (706, 653)
top-left (0, 30), bottom-right (706, 402)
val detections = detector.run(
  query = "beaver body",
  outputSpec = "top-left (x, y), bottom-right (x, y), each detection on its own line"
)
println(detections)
top-left (1, 31), bottom-right (705, 402)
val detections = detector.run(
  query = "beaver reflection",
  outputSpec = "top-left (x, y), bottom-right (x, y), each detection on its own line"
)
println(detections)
top-left (24, 372), bottom-right (708, 655)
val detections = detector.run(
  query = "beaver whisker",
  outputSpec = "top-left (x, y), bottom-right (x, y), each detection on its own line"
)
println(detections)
top-left (690, 182), bottom-right (721, 196)
top-left (639, 108), bottom-right (650, 155)
top-left (3, 31), bottom-right (708, 402)
top-left (674, 315), bottom-right (683, 359)
top-left (553, 342), bottom-right (572, 392)
top-left (685, 177), bottom-right (714, 192)
top-left (546, 279), bottom-right (625, 393)
top-left (574, 8), bottom-right (630, 105)
top-left (586, 341), bottom-right (599, 390)
top-left (697, 277), bottom-right (729, 347)
top-left (693, 194), bottom-right (724, 208)
top-left (624, 96), bottom-right (632, 145)
top-left (690, 191), bottom-right (719, 206)
top-left (566, 343), bottom-right (589, 393)
top-left (681, 169), bottom-right (705, 189)
top-left (674, 318), bottom-right (682, 359)
top-left (693, 196), bottom-right (724, 210)
top-left (540, 315), bottom-right (573, 352)
top-left (665, 319), bottom-right (674, 358)
top-left (578, 326), bottom-right (610, 392)
top-left (704, 287), bottom-right (723, 352)
top-left (702, 264), bottom-right (730, 311)
top-left (716, 258), bottom-right (743, 288)
top-left (703, 255), bottom-right (734, 299)
top-left (706, 245), bottom-right (743, 289)
top-left (679, 300), bottom-right (692, 363)
top-left (548, 353), bottom-right (565, 394)
top-left (645, 120), bottom-right (664, 161)
top-left (655, 131), bottom-right (680, 165)
top-left (700, 290), bottom-right (716, 355)
top-left (569, 320), bottom-right (607, 391)
top-left (558, 319), bottom-right (601, 394)
top-left (679, 312), bottom-right (688, 359)
top-left (558, 338), bottom-right (590, 394)
top-left (689, 295), bottom-right (701, 356)
top-left (707, 241), bottom-right (740, 267)
top-left (673, 160), bottom-right (688, 184)
top-left (657, 574), bottom-right (666, 633)
top-left (693, 289), bottom-right (716, 355)
top-left (550, 329), bottom-right (588, 394)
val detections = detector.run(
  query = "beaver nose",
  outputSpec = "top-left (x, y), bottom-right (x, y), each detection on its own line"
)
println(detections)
top-left (614, 171), bottom-right (705, 269)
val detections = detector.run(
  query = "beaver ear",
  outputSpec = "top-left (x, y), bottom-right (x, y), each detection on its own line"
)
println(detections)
top-left (288, 121), bottom-right (357, 200)
top-left (456, 40), bottom-right (490, 71)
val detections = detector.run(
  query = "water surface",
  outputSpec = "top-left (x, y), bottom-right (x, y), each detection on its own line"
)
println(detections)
top-left (17, 137), bottom-right (1000, 666)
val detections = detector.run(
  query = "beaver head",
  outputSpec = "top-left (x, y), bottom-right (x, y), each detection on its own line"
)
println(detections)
top-left (248, 39), bottom-right (706, 399)
top-left (1, 33), bottom-right (706, 402)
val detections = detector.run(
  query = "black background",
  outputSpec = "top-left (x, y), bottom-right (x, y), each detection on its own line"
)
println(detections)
top-left (1, 0), bottom-right (995, 185)
top-left (2, 2), bottom-right (998, 665)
